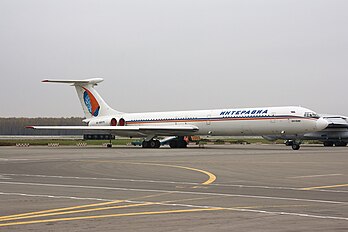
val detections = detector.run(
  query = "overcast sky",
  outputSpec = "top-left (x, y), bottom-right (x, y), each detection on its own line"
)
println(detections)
top-left (1, 0), bottom-right (347, 117)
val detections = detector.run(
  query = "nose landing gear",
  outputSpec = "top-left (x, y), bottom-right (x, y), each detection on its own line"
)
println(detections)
top-left (285, 140), bottom-right (301, 150)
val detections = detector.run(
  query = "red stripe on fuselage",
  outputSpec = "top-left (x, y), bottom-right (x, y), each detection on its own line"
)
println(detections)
top-left (125, 116), bottom-right (316, 125)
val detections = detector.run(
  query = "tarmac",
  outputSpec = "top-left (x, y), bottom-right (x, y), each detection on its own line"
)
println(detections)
top-left (0, 144), bottom-right (347, 231)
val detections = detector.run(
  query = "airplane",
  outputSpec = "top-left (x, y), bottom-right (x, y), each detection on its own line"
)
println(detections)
top-left (263, 114), bottom-right (348, 147)
top-left (27, 78), bottom-right (328, 150)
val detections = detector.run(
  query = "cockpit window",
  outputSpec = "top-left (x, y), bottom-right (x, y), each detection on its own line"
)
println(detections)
top-left (304, 112), bottom-right (320, 119)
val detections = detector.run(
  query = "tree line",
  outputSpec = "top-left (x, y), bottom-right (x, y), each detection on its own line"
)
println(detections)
top-left (0, 117), bottom-right (85, 135)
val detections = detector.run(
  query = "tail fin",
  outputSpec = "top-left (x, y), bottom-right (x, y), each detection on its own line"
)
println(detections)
top-left (42, 78), bottom-right (122, 118)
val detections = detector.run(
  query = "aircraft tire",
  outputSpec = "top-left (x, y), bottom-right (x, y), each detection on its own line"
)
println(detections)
top-left (291, 144), bottom-right (300, 150)
top-left (142, 141), bottom-right (149, 148)
top-left (169, 140), bottom-right (178, 148)
top-left (178, 140), bottom-right (188, 148)
top-left (149, 140), bottom-right (157, 148)
top-left (169, 137), bottom-right (188, 149)
top-left (335, 141), bottom-right (347, 147)
top-left (323, 141), bottom-right (334, 147)
top-left (155, 140), bottom-right (161, 148)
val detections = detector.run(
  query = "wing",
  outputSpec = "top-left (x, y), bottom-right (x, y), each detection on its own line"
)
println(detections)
top-left (26, 125), bottom-right (199, 137)
top-left (323, 115), bottom-right (348, 128)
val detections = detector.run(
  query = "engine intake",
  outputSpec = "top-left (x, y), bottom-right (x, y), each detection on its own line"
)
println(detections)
top-left (119, 118), bottom-right (126, 126)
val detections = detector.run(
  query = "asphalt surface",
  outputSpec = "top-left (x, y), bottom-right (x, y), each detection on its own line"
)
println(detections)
top-left (0, 144), bottom-right (347, 231)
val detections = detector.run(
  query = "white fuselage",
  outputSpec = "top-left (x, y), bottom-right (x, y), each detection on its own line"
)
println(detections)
top-left (91, 106), bottom-right (326, 137)
top-left (36, 79), bottom-right (329, 150)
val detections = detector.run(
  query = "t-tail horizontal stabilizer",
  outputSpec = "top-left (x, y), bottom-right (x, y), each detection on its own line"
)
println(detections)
top-left (42, 78), bottom-right (104, 86)
top-left (42, 78), bottom-right (122, 118)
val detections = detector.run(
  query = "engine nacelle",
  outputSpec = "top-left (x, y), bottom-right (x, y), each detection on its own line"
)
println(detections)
top-left (119, 118), bottom-right (126, 126)
top-left (87, 117), bottom-right (126, 126)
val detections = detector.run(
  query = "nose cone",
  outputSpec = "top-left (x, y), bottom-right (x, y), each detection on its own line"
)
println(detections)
top-left (316, 118), bottom-right (329, 131)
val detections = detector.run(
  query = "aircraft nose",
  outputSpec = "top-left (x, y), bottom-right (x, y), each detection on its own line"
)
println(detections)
top-left (316, 118), bottom-right (329, 130)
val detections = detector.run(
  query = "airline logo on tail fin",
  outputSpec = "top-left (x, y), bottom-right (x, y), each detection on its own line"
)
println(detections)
top-left (82, 87), bottom-right (100, 117)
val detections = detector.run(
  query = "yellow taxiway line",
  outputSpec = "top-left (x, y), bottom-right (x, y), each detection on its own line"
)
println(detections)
top-left (0, 202), bottom-right (154, 222)
top-left (0, 160), bottom-right (217, 227)
top-left (0, 195), bottom-right (218, 223)
top-left (0, 203), bottom-right (313, 228)
top-left (0, 200), bottom-right (124, 220)
top-left (81, 160), bottom-right (217, 185)
top-left (0, 193), bottom-right (173, 221)
top-left (0, 208), bottom-right (223, 227)
top-left (301, 183), bottom-right (348, 190)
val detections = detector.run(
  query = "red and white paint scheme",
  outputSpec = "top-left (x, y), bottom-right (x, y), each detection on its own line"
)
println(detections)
top-left (28, 78), bottom-right (328, 150)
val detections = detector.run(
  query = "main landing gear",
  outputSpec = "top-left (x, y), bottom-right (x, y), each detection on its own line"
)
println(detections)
top-left (169, 137), bottom-right (188, 148)
top-left (285, 140), bottom-right (301, 150)
top-left (323, 141), bottom-right (347, 147)
top-left (142, 139), bottom-right (161, 148)
top-left (107, 134), bottom-right (113, 148)
top-left (323, 141), bottom-right (334, 147)
top-left (141, 136), bottom-right (188, 149)
top-left (335, 141), bottom-right (347, 147)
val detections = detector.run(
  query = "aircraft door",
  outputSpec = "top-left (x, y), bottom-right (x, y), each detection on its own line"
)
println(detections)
top-left (271, 112), bottom-right (276, 123)
top-left (206, 115), bottom-right (211, 125)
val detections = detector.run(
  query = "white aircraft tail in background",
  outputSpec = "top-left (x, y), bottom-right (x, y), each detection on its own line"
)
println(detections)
top-left (28, 78), bottom-right (328, 150)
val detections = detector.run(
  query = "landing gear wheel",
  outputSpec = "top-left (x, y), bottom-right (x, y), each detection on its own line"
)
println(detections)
top-left (142, 140), bottom-right (161, 148)
top-left (107, 143), bottom-right (112, 148)
top-left (169, 138), bottom-right (187, 148)
top-left (149, 140), bottom-right (157, 148)
top-left (323, 141), bottom-right (334, 147)
top-left (178, 140), bottom-right (188, 148)
top-left (155, 140), bottom-right (161, 148)
top-left (335, 141), bottom-right (347, 147)
top-left (169, 140), bottom-right (178, 148)
top-left (291, 144), bottom-right (300, 150)
top-left (142, 141), bottom-right (149, 148)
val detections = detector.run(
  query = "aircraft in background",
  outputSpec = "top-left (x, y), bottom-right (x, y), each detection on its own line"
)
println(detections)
top-left (27, 78), bottom-right (328, 150)
top-left (263, 115), bottom-right (348, 147)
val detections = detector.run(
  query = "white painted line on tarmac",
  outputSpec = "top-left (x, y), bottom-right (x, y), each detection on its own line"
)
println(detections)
top-left (289, 174), bottom-right (343, 179)
top-left (2, 173), bottom-right (348, 193)
top-left (1, 173), bottom-right (182, 185)
top-left (0, 159), bottom-right (29, 162)
top-left (0, 192), bottom-right (112, 202)
top-left (0, 181), bottom-right (347, 206)
top-left (224, 208), bottom-right (348, 221)
top-left (0, 191), bottom-right (347, 222)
